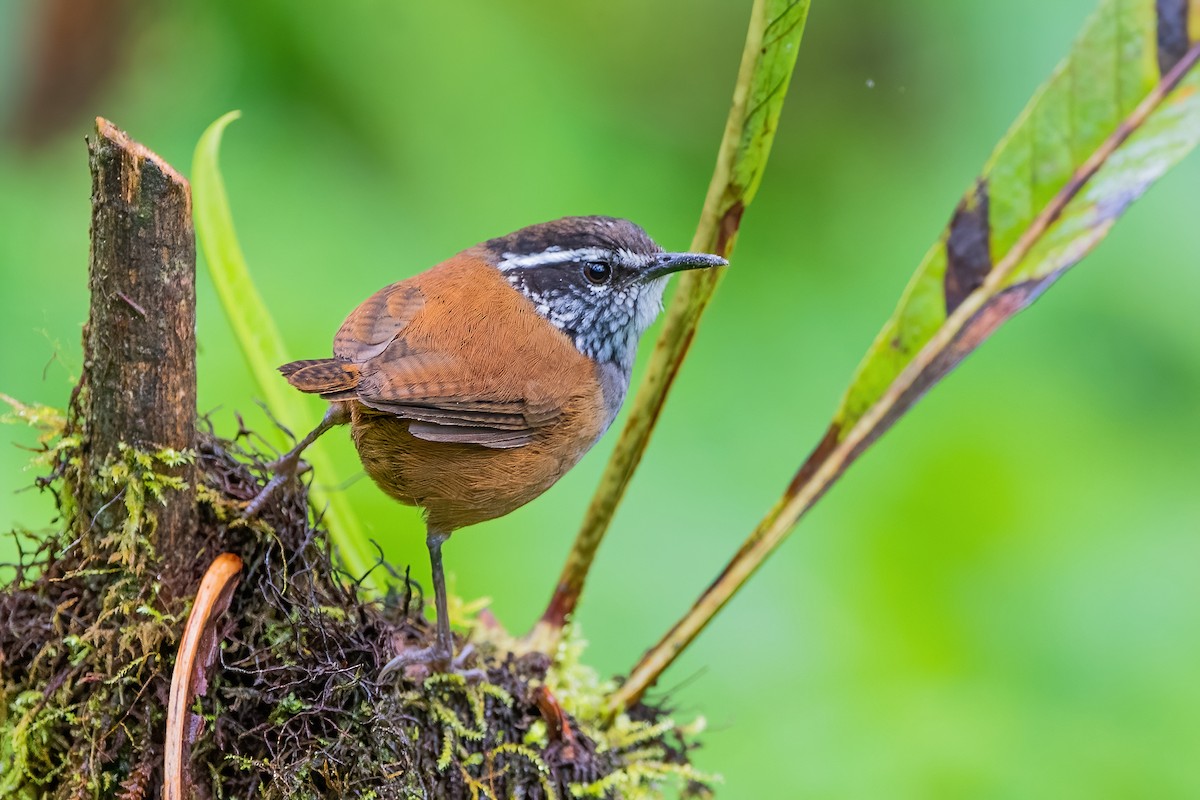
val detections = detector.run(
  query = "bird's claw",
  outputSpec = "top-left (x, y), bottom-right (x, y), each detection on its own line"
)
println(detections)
top-left (378, 642), bottom-right (485, 683)
top-left (242, 452), bottom-right (310, 519)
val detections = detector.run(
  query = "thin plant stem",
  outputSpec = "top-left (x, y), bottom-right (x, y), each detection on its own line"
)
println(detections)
top-left (529, 0), bottom-right (812, 648)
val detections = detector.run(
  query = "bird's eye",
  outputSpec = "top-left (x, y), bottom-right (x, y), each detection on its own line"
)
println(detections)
top-left (583, 261), bottom-right (613, 285)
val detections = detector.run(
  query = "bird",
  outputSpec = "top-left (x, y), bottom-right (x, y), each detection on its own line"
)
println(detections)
top-left (252, 216), bottom-right (727, 675)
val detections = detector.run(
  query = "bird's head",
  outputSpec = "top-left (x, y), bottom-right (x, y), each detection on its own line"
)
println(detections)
top-left (478, 216), bottom-right (727, 370)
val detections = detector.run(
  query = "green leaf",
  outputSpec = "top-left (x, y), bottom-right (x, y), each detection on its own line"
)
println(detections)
top-left (613, 0), bottom-right (1200, 709)
top-left (191, 112), bottom-right (381, 593)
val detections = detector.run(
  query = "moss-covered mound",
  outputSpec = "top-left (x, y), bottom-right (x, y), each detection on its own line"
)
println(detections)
top-left (0, 400), bottom-right (712, 799)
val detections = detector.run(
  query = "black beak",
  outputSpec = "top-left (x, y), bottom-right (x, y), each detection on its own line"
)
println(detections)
top-left (643, 251), bottom-right (728, 281)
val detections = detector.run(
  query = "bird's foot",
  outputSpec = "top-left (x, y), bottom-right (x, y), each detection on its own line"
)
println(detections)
top-left (378, 641), bottom-right (486, 683)
top-left (242, 450), bottom-right (309, 519)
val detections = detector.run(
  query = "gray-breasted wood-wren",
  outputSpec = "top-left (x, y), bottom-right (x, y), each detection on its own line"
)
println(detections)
top-left (255, 216), bottom-right (726, 674)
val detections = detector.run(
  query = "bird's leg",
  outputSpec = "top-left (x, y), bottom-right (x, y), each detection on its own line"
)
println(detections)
top-left (379, 530), bottom-right (483, 681)
top-left (427, 530), bottom-right (454, 662)
top-left (243, 404), bottom-right (348, 518)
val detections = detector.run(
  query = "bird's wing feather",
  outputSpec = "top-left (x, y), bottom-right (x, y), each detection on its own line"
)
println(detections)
top-left (334, 281), bottom-right (563, 448)
top-left (354, 347), bottom-right (562, 446)
top-left (405, 422), bottom-right (533, 449)
top-left (334, 282), bottom-right (426, 362)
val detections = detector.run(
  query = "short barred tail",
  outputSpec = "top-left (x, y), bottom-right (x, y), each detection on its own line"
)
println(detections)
top-left (278, 358), bottom-right (360, 400)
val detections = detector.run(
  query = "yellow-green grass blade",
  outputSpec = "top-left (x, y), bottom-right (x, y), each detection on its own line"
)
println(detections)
top-left (534, 0), bottom-right (812, 642)
top-left (192, 112), bottom-right (379, 593)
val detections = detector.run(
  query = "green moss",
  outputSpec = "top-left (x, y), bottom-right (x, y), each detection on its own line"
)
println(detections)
top-left (523, 624), bottom-right (719, 799)
top-left (1, 396), bottom-right (186, 799)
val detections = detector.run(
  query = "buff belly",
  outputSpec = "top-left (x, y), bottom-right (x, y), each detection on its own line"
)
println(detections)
top-left (348, 401), bottom-right (603, 533)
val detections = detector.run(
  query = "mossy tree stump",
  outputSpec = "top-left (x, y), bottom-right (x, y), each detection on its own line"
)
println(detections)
top-left (80, 119), bottom-right (198, 596)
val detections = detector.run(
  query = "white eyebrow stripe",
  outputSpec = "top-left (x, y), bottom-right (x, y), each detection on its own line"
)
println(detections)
top-left (496, 246), bottom-right (613, 271)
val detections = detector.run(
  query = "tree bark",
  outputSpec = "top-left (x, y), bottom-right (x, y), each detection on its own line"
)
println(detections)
top-left (80, 117), bottom-right (197, 584)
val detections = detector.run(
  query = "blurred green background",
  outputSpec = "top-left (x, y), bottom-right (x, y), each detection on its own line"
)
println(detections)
top-left (2, 1), bottom-right (1198, 796)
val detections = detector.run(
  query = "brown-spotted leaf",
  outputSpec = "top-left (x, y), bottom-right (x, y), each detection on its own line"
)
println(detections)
top-left (612, 0), bottom-right (1200, 710)
top-left (836, 0), bottom-right (1199, 437)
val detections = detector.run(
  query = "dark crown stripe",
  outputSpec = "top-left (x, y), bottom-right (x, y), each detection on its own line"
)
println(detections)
top-left (482, 216), bottom-right (658, 260)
